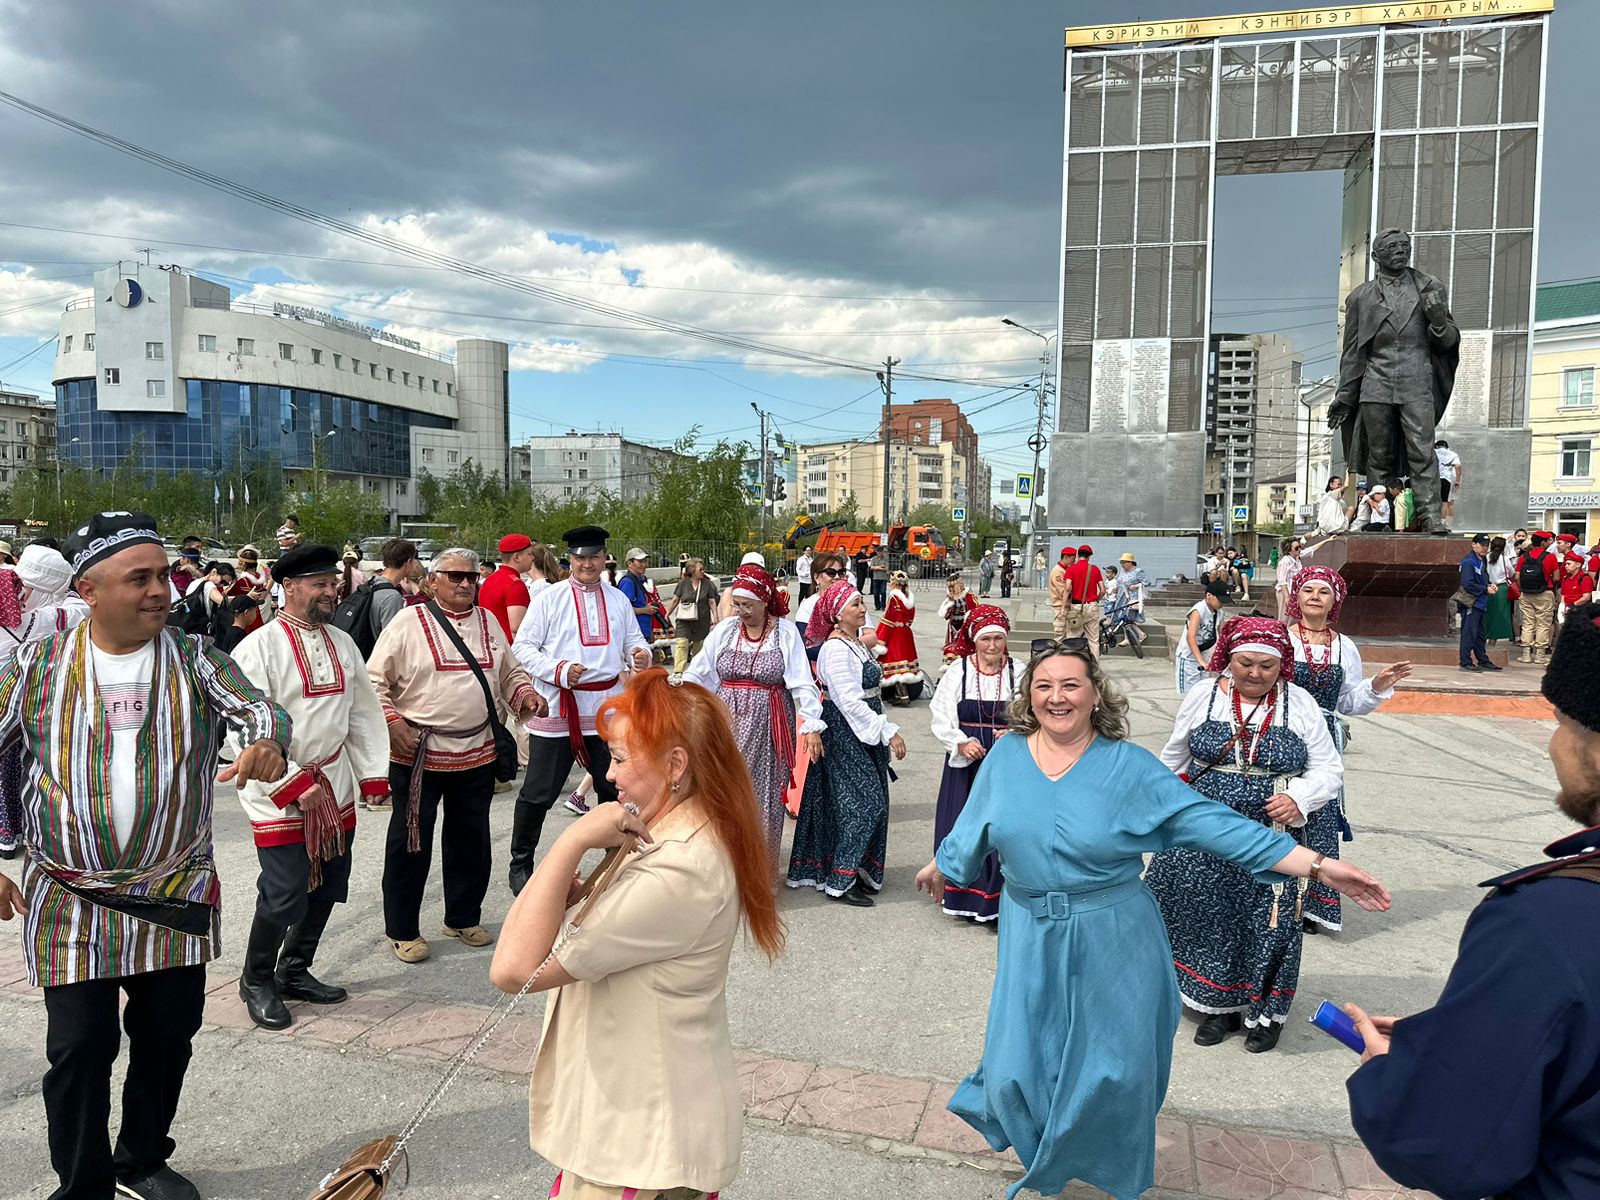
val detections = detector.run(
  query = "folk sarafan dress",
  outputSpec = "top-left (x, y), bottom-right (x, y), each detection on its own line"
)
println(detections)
top-left (935, 734), bottom-right (1296, 1200)
top-left (1144, 678), bottom-right (1340, 1030)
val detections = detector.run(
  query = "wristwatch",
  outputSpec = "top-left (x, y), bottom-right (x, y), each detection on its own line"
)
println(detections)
top-left (1309, 853), bottom-right (1326, 883)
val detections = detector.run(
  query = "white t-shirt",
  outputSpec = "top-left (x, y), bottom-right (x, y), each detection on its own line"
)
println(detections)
top-left (1435, 446), bottom-right (1461, 482)
top-left (89, 639), bottom-right (156, 845)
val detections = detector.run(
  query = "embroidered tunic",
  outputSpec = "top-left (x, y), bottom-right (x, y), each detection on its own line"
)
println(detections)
top-left (512, 578), bottom-right (649, 740)
top-left (368, 604), bottom-right (537, 771)
top-left (0, 624), bottom-right (290, 987)
top-left (227, 614), bottom-right (391, 847)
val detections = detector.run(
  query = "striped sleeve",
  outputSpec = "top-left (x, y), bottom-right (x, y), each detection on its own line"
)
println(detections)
top-left (194, 635), bottom-right (292, 750)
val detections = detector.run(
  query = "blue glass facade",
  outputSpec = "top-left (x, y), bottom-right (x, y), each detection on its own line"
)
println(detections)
top-left (55, 378), bottom-right (454, 476)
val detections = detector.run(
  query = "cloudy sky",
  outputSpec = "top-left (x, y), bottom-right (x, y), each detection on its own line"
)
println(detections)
top-left (0, 0), bottom-right (1592, 482)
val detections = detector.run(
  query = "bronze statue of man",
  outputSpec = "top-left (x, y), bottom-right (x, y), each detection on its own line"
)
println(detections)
top-left (1328, 227), bottom-right (1460, 534)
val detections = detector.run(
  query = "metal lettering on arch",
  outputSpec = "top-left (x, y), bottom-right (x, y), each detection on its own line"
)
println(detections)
top-left (1050, 8), bottom-right (1548, 535)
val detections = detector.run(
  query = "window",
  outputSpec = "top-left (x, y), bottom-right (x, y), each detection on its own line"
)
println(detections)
top-left (1556, 510), bottom-right (1590, 545)
top-left (332, 354), bottom-right (342, 368)
top-left (396, 481), bottom-right (408, 497)
top-left (16, 446), bottom-right (26, 461)
top-left (83, 333), bottom-right (94, 350)
top-left (386, 368), bottom-right (395, 382)
top-left (145, 341), bottom-right (164, 360)
top-left (370, 364), bottom-right (379, 378)
top-left (1562, 367), bottom-right (1596, 409)
top-left (104, 367), bottom-right (120, 384)
top-left (367, 480), bottom-right (382, 494)
top-left (237, 338), bottom-right (254, 355)
top-left (432, 379), bottom-right (440, 393)
top-left (564, 468), bottom-right (572, 479)
top-left (350, 358), bottom-right (359, 373)
top-left (1559, 438), bottom-right (1592, 480)
top-left (578, 468), bottom-right (588, 479)
top-left (402, 371), bottom-right (410, 385)
top-left (279, 342), bottom-right (294, 360)
top-left (578, 451), bottom-right (588, 462)
top-left (147, 380), bottom-right (166, 398)
top-left (445, 383), bottom-right (453, 397)
top-left (446, 450), bottom-right (459, 465)
top-left (564, 485), bottom-right (573, 496)
top-left (63, 335), bottom-right (72, 353)
top-left (197, 334), bottom-right (216, 352)
top-left (311, 349), bottom-right (322, 365)
top-left (421, 447), bottom-right (434, 463)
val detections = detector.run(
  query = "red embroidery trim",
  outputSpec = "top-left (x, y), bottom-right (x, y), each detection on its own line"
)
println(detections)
top-left (277, 618), bottom-right (346, 698)
top-left (570, 581), bottom-right (611, 647)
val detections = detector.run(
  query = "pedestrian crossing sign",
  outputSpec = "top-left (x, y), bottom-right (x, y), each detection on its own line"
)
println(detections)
top-left (1231, 505), bottom-right (1249, 522)
top-left (1016, 474), bottom-right (1033, 499)
top-left (952, 506), bottom-right (967, 522)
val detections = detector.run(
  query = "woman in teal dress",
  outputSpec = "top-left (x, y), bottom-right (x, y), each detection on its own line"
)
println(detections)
top-left (914, 645), bottom-right (1392, 1200)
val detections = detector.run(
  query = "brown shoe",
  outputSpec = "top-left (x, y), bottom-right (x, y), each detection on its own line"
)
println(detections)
top-left (390, 937), bottom-right (430, 964)
top-left (443, 924), bottom-right (494, 947)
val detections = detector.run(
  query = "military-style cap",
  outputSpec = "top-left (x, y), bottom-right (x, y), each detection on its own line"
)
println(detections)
top-left (561, 525), bottom-right (609, 557)
top-left (270, 543), bottom-right (341, 584)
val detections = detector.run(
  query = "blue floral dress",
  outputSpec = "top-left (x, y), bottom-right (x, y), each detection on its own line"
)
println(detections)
top-left (1145, 680), bottom-right (1310, 1029)
top-left (1292, 651), bottom-right (1350, 930)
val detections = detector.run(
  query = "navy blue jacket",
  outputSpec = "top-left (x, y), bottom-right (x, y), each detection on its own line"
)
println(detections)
top-left (1347, 827), bottom-right (1600, 1199)
top-left (1458, 551), bottom-right (1489, 611)
top-left (614, 571), bottom-right (654, 640)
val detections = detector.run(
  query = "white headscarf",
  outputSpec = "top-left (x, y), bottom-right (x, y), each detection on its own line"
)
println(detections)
top-left (17, 545), bottom-right (75, 609)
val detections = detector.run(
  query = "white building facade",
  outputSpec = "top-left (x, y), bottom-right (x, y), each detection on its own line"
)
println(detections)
top-left (53, 262), bottom-right (510, 518)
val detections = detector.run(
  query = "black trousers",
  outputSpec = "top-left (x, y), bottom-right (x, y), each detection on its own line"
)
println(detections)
top-left (512, 735), bottom-right (618, 859)
top-left (255, 835), bottom-right (355, 927)
top-left (381, 762), bottom-right (495, 941)
top-left (42, 963), bottom-right (207, 1200)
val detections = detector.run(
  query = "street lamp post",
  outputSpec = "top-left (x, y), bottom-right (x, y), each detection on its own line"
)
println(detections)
top-left (1002, 319), bottom-right (1058, 573)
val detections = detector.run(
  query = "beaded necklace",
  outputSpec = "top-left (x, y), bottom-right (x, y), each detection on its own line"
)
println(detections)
top-left (1229, 684), bottom-right (1278, 768)
top-left (972, 656), bottom-right (1008, 705)
top-left (1294, 622), bottom-right (1337, 688)
top-left (733, 614), bottom-right (772, 677)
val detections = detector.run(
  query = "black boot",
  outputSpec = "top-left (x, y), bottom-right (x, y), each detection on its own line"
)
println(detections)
top-left (1193, 1012), bottom-right (1242, 1046)
top-left (239, 915), bottom-right (292, 1030)
top-left (1245, 1022), bottom-right (1283, 1053)
top-left (276, 900), bottom-right (347, 1004)
top-left (508, 801), bottom-right (546, 896)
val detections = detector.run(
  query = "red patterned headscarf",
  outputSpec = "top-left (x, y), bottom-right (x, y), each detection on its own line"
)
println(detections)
top-left (1286, 565), bottom-right (1347, 625)
top-left (729, 564), bottom-right (790, 617)
top-left (950, 603), bottom-right (1010, 660)
top-left (0, 567), bottom-right (21, 630)
top-left (1206, 615), bottom-right (1293, 673)
top-left (805, 578), bottom-right (859, 646)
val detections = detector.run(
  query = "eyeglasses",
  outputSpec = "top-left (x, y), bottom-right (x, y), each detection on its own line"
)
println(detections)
top-left (434, 570), bottom-right (476, 584)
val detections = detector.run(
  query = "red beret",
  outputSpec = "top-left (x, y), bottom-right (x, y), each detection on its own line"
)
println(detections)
top-left (1557, 532), bottom-right (1578, 543)
top-left (1532, 530), bottom-right (1555, 542)
top-left (1077, 544), bottom-right (1094, 556)
top-left (1061, 546), bottom-right (1076, 557)
top-left (498, 534), bottom-right (532, 554)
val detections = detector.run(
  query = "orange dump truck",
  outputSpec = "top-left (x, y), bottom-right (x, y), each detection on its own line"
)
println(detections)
top-left (814, 523), bottom-right (948, 577)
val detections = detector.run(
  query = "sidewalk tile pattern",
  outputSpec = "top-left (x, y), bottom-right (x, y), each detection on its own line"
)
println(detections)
top-left (0, 957), bottom-right (1433, 1200)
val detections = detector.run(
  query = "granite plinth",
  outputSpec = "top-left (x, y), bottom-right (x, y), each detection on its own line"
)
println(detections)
top-left (1314, 533), bottom-right (1470, 638)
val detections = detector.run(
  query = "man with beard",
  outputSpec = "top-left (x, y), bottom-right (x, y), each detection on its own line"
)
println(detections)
top-left (0, 511), bottom-right (288, 1200)
top-left (1343, 601), bottom-right (1600, 1199)
top-left (226, 544), bottom-right (391, 1029)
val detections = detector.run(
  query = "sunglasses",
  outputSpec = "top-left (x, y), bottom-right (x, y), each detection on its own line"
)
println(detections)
top-left (818, 567), bottom-right (844, 577)
top-left (1029, 636), bottom-right (1091, 657)
top-left (434, 570), bottom-right (477, 584)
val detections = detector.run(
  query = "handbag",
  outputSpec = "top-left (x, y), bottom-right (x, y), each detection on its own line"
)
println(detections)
top-left (424, 602), bottom-right (519, 784)
top-left (306, 834), bottom-right (639, 1199)
top-left (1449, 586), bottom-right (1475, 608)
top-left (676, 580), bottom-right (701, 623)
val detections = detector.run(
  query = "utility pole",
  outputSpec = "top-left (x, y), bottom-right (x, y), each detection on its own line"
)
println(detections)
top-left (751, 402), bottom-right (770, 548)
top-left (876, 357), bottom-right (899, 537)
top-left (1002, 320), bottom-right (1057, 572)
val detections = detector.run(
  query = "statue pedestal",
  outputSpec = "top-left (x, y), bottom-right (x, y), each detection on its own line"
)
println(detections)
top-left (1313, 534), bottom-right (1465, 639)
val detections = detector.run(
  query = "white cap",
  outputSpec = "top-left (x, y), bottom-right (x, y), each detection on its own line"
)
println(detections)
top-left (740, 551), bottom-right (765, 567)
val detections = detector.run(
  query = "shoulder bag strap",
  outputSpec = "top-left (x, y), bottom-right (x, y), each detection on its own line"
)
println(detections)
top-left (424, 601), bottom-right (502, 730)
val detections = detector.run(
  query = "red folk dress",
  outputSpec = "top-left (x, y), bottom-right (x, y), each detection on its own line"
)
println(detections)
top-left (877, 589), bottom-right (921, 685)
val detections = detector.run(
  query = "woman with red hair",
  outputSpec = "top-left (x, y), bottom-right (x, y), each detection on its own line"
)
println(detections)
top-left (491, 668), bottom-right (782, 1200)
top-left (684, 563), bottom-right (824, 866)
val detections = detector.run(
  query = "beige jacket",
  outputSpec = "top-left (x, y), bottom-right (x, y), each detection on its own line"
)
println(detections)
top-left (532, 803), bottom-right (742, 1193)
top-left (1049, 561), bottom-right (1069, 610)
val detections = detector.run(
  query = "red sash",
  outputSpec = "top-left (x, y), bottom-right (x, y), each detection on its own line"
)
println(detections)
top-left (722, 678), bottom-right (797, 777)
top-left (559, 675), bottom-right (619, 766)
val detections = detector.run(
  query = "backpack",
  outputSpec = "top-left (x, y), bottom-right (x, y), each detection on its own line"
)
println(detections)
top-left (168, 587), bottom-right (214, 636)
top-left (1518, 551), bottom-right (1550, 595)
top-left (332, 578), bottom-right (398, 659)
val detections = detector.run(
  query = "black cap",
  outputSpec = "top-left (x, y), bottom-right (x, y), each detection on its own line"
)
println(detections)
top-left (561, 525), bottom-right (609, 556)
top-left (1543, 602), bottom-right (1600, 733)
top-left (270, 543), bottom-right (340, 584)
top-left (1203, 579), bottom-right (1232, 599)
top-left (65, 511), bottom-right (162, 581)
top-left (1470, 533), bottom-right (1489, 546)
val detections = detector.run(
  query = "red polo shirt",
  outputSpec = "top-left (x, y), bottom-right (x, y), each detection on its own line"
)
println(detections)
top-left (1064, 559), bottom-right (1105, 604)
top-left (478, 564), bottom-right (531, 638)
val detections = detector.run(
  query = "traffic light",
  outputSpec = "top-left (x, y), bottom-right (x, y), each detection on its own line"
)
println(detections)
top-left (771, 477), bottom-right (787, 503)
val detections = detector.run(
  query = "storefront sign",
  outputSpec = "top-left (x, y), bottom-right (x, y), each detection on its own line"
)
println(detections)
top-left (1067, 0), bottom-right (1553, 47)
top-left (1530, 493), bottom-right (1600, 508)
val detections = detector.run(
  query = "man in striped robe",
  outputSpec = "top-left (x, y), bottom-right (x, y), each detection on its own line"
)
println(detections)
top-left (0, 512), bottom-right (290, 1200)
